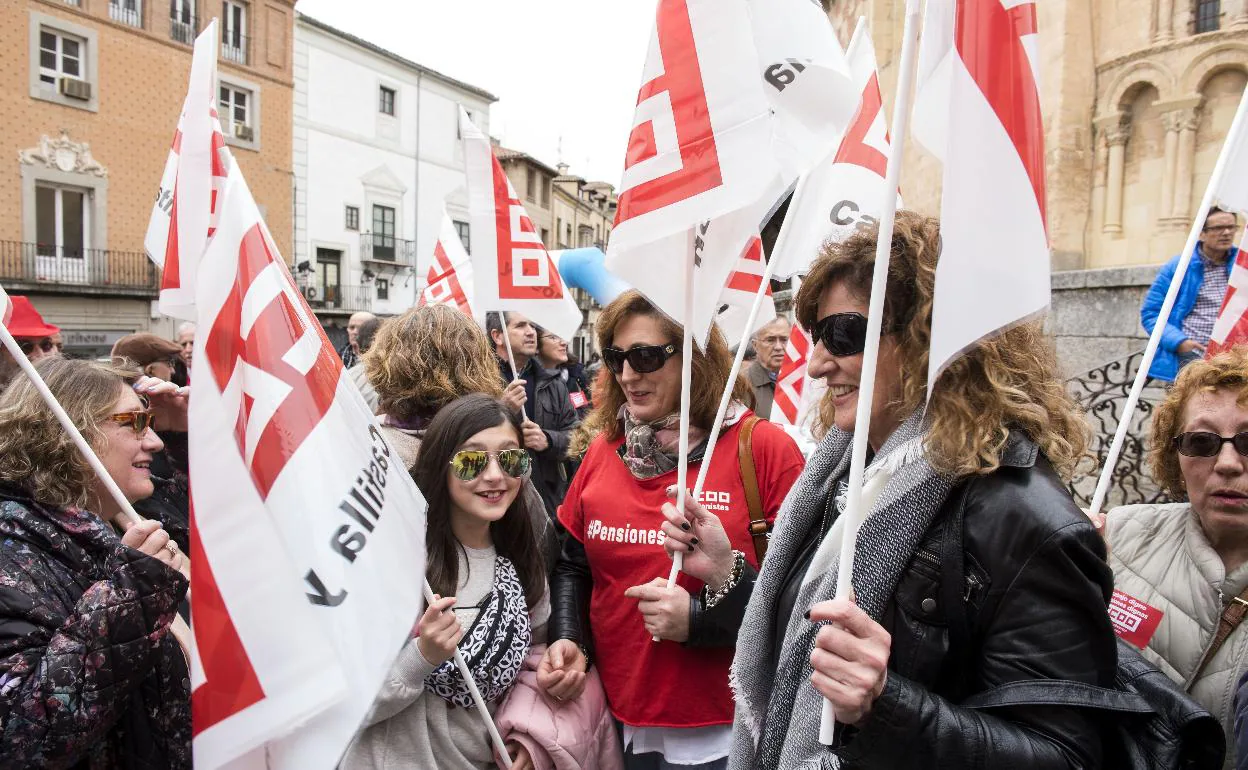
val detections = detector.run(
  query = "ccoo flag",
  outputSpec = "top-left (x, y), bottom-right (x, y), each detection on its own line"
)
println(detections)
top-left (419, 213), bottom-right (475, 316)
top-left (912, 0), bottom-right (1049, 393)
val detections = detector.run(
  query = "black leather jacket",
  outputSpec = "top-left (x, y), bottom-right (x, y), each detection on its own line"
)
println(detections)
top-left (827, 437), bottom-right (1119, 768)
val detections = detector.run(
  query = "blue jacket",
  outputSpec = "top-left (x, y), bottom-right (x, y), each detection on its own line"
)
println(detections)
top-left (1140, 243), bottom-right (1238, 382)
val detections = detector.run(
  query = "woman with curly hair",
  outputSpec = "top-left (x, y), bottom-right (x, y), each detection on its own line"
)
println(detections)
top-left (1106, 349), bottom-right (1248, 768)
top-left (696, 211), bottom-right (1119, 769)
top-left (0, 357), bottom-right (189, 767)
top-left (364, 305), bottom-right (506, 471)
top-left (543, 290), bottom-right (805, 770)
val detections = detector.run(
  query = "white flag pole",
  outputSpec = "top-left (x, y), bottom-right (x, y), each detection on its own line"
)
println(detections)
top-left (1087, 86), bottom-right (1248, 518)
top-left (820, 0), bottom-right (922, 744)
top-left (494, 311), bottom-right (529, 421)
top-left (421, 580), bottom-right (513, 769)
top-left (684, 174), bottom-right (813, 517)
top-left (659, 240), bottom-right (699, 636)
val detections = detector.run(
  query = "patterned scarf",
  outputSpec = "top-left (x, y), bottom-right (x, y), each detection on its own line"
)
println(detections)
top-left (423, 556), bottom-right (531, 708)
top-left (619, 406), bottom-right (708, 480)
top-left (727, 411), bottom-right (954, 770)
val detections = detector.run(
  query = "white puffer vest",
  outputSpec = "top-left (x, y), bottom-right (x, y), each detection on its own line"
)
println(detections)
top-left (1107, 502), bottom-right (1248, 767)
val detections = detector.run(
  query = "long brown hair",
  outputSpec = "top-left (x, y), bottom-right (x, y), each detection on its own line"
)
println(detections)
top-left (411, 394), bottom-right (545, 607)
top-left (569, 290), bottom-right (752, 456)
top-left (795, 211), bottom-right (1088, 478)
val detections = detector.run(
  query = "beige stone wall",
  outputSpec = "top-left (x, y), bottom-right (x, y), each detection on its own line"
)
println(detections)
top-left (821, 0), bottom-right (1248, 271)
top-left (1, 0), bottom-right (295, 258)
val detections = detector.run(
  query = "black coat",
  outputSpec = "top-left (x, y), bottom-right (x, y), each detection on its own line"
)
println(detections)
top-left (501, 359), bottom-right (579, 519)
top-left (0, 485), bottom-right (191, 769)
top-left (827, 437), bottom-right (1119, 767)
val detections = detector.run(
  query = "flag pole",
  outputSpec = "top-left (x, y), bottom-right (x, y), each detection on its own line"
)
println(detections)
top-left (421, 580), bottom-right (513, 769)
top-left (659, 239), bottom-right (698, 640)
top-left (685, 174), bottom-right (813, 515)
top-left (1087, 86), bottom-right (1248, 518)
top-left (820, 0), bottom-right (922, 743)
top-left (494, 311), bottom-right (529, 421)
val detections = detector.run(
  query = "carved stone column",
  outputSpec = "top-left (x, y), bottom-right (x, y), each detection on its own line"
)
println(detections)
top-left (1161, 111), bottom-right (1183, 220)
top-left (1172, 108), bottom-right (1200, 219)
top-left (1103, 125), bottom-right (1130, 234)
top-left (1155, 0), bottom-right (1175, 40)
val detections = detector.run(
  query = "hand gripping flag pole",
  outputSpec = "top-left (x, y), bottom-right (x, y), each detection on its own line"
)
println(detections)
top-left (820, 0), bottom-right (922, 744)
top-left (1087, 86), bottom-right (1248, 519)
top-left (495, 311), bottom-right (529, 422)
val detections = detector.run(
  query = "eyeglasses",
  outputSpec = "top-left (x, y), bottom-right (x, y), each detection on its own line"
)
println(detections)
top-left (18, 338), bottom-right (56, 356)
top-left (602, 343), bottom-right (679, 375)
top-left (1173, 431), bottom-right (1248, 457)
top-left (105, 410), bottom-right (156, 436)
top-left (448, 448), bottom-right (531, 481)
top-left (755, 335), bottom-right (789, 348)
top-left (1204, 225), bottom-right (1238, 234)
top-left (811, 313), bottom-right (873, 357)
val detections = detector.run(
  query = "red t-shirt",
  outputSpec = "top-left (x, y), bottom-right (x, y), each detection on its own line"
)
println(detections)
top-left (558, 414), bottom-right (804, 728)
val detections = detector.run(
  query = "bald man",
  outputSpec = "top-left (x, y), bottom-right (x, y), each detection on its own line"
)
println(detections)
top-left (338, 311), bottom-right (377, 369)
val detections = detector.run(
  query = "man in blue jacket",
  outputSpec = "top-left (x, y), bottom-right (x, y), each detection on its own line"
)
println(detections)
top-left (1140, 207), bottom-right (1240, 382)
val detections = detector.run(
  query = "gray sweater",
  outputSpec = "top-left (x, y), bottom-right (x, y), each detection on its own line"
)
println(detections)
top-left (341, 545), bottom-right (549, 769)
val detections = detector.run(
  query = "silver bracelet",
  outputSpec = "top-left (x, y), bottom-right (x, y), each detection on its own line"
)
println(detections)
top-left (704, 550), bottom-right (746, 609)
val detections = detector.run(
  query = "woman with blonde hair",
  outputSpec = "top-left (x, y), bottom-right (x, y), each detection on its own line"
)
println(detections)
top-left (691, 211), bottom-right (1120, 769)
top-left (542, 290), bottom-right (805, 770)
top-left (0, 357), bottom-right (189, 767)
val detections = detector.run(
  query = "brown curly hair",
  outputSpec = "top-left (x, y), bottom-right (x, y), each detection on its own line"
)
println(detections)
top-left (363, 305), bottom-right (503, 421)
top-left (795, 210), bottom-right (1088, 478)
top-left (1149, 348), bottom-right (1248, 498)
top-left (569, 290), bottom-right (753, 457)
top-left (0, 357), bottom-right (140, 509)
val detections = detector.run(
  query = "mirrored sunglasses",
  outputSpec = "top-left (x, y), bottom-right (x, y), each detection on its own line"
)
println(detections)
top-left (602, 343), bottom-right (679, 375)
top-left (448, 448), bottom-right (531, 481)
top-left (106, 410), bottom-right (156, 436)
top-left (1173, 431), bottom-right (1248, 458)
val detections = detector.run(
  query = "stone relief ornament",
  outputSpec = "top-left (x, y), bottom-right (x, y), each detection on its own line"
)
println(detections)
top-left (17, 130), bottom-right (108, 177)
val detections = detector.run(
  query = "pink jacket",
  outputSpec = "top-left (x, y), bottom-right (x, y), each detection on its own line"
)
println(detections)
top-left (494, 645), bottom-right (623, 770)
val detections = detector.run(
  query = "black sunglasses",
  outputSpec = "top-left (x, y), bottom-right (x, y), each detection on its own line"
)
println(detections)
top-left (18, 338), bottom-right (56, 355)
top-left (1173, 431), bottom-right (1248, 458)
top-left (811, 313), bottom-right (872, 357)
top-left (602, 343), bottom-right (679, 375)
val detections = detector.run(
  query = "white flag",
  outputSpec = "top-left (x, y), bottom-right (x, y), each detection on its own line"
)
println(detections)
top-left (419, 213), bottom-right (474, 316)
top-left (1218, 111), bottom-right (1248, 214)
top-left (143, 22), bottom-right (227, 321)
top-left (770, 322), bottom-right (825, 453)
top-left (714, 236), bottom-right (777, 349)
top-left (912, 0), bottom-right (1049, 391)
top-left (770, 18), bottom-right (903, 279)
top-left (460, 110), bottom-right (582, 340)
top-left (0, 284), bottom-right (11, 327)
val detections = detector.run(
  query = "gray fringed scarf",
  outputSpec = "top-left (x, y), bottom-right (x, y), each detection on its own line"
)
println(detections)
top-left (727, 411), bottom-right (954, 770)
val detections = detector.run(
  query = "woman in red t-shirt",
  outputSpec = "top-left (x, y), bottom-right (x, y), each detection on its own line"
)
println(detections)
top-left (539, 291), bottom-right (804, 770)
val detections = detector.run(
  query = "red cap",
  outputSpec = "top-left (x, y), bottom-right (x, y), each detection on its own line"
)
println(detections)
top-left (7, 297), bottom-right (60, 338)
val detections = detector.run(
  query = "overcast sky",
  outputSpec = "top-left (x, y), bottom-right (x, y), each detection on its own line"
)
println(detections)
top-left (294, 0), bottom-right (655, 186)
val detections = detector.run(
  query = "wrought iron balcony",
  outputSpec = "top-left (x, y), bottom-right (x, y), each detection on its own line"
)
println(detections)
top-left (359, 233), bottom-right (417, 267)
top-left (300, 282), bottom-right (373, 313)
top-left (221, 32), bottom-right (249, 65)
top-left (0, 241), bottom-right (159, 296)
top-left (1065, 349), bottom-right (1172, 509)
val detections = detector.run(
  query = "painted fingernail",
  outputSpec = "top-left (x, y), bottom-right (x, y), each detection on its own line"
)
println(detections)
top-left (688, 544), bottom-right (695, 552)
top-left (690, 537), bottom-right (699, 546)
top-left (803, 609), bottom-right (811, 620)
top-left (681, 522), bottom-right (691, 531)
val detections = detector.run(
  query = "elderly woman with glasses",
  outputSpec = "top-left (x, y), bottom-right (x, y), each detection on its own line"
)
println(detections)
top-left (1106, 348), bottom-right (1248, 768)
top-left (543, 290), bottom-right (805, 770)
top-left (0, 357), bottom-right (189, 768)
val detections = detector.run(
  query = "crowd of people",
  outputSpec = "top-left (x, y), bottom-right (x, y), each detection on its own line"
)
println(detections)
top-left (0, 210), bottom-right (1247, 768)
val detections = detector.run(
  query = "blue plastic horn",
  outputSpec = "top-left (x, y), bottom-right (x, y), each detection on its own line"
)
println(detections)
top-left (553, 247), bottom-right (632, 306)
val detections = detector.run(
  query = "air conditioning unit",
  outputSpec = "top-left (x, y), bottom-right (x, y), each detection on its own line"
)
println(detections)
top-left (59, 78), bottom-right (91, 101)
top-left (302, 285), bottom-right (318, 301)
top-left (233, 123), bottom-right (254, 142)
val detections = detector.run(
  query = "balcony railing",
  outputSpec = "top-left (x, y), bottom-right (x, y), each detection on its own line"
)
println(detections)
top-left (108, 1), bottom-right (143, 27)
top-left (360, 233), bottom-right (417, 266)
top-left (170, 15), bottom-right (198, 45)
top-left (221, 32), bottom-right (249, 65)
top-left (302, 282), bottom-right (373, 313)
top-left (0, 241), bottom-right (159, 294)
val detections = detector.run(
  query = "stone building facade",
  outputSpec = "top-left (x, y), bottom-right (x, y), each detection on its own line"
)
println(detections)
top-left (821, 0), bottom-right (1248, 376)
top-left (0, 0), bottom-right (295, 357)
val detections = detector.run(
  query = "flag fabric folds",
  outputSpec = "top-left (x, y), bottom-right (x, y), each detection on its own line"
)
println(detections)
top-left (419, 213), bottom-right (475, 316)
top-left (1207, 225), bottom-right (1248, 357)
top-left (912, 0), bottom-right (1050, 393)
top-left (158, 26), bottom-right (429, 770)
top-left (714, 236), bottom-right (777, 349)
top-left (770, 17), bottom-right (902, 279)
top-left (460, 110), bottom-right (582, 341)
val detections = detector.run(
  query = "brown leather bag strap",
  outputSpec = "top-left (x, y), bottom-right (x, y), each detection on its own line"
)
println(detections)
top-left (737, 416), bottom-right (769, 564)
top-left (1191, 585), bottom-right (1248, 683)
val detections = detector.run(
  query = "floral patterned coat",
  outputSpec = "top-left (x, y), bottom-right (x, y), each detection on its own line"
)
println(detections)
top-left (0, 484), bottom-right (190, 769)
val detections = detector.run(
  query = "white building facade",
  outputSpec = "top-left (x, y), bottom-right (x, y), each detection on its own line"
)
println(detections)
top-left (293, 13), bottom-right (494, 339)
